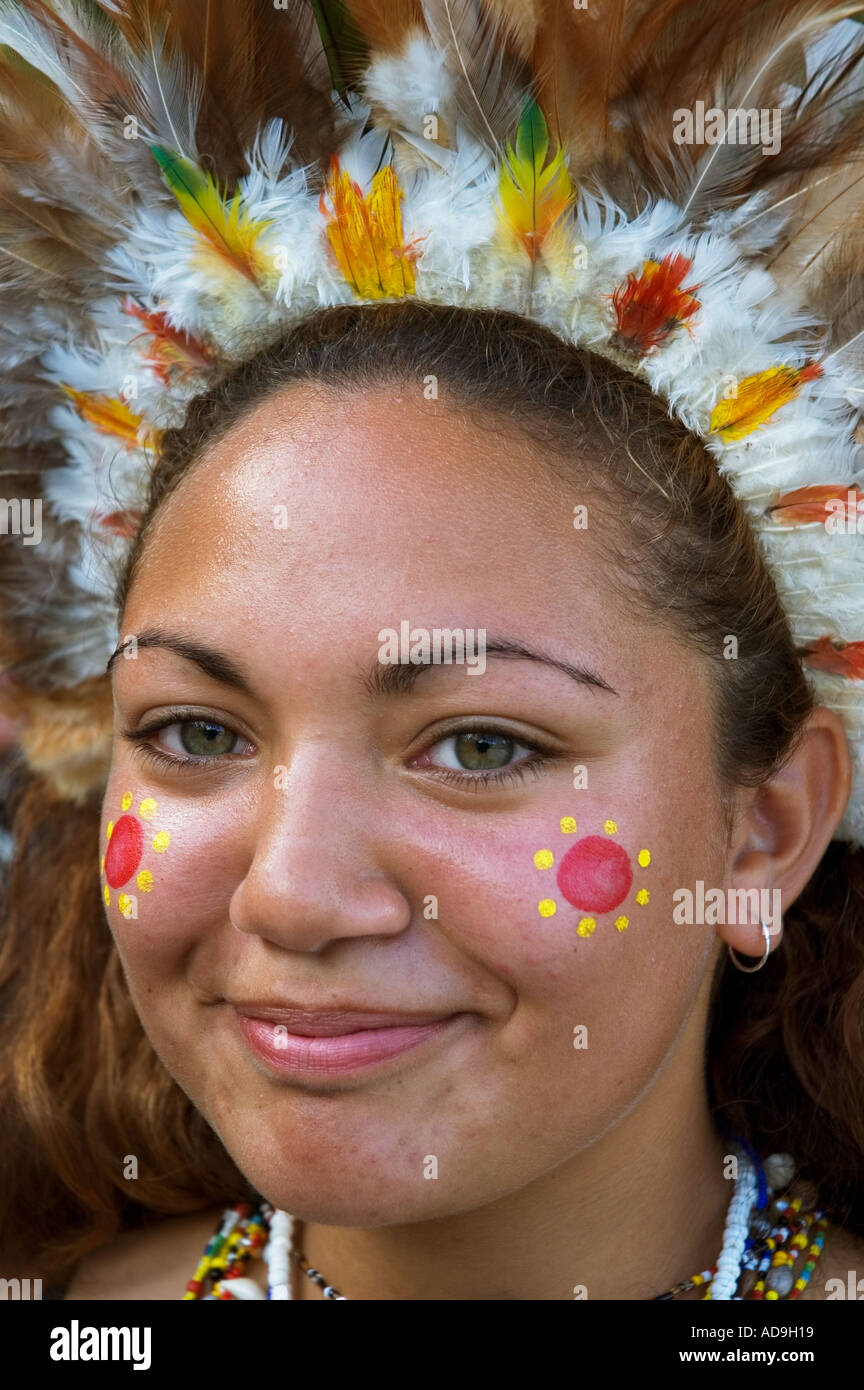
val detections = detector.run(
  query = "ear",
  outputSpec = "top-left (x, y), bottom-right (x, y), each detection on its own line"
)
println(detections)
top-left (720, 707), bottom-right (852, 960)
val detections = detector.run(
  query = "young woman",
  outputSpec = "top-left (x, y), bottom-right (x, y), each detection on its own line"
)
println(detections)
top-left (1, 2), bottom-right (864, 1302)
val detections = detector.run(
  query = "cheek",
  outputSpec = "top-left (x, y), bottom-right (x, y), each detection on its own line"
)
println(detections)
top-left (405, 806), bottom-right (715, 1116)
top-left (99, 783), bottom-right (240, 971)
top-left (425, 812), bottom-right (656, 972)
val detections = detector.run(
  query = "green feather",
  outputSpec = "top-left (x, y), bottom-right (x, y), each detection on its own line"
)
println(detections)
top-left (307, 0), bottom-right (370, 104)
top-left (515, 97), bottom-right (549, 172)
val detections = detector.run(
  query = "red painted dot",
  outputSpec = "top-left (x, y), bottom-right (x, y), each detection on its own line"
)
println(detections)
top-left (556, 835), bottom-right (633, 913)
top-left (105, 815), bottom-right (144, 888)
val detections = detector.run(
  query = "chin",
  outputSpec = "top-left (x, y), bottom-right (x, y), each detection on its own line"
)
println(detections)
top-left (222, 1130), bottom-right (506, 1228)
top-left (244, 1168), bottom-right (465, 1227)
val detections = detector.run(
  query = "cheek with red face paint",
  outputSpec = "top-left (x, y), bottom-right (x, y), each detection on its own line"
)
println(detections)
top-left (100, 791), bottom-right (171, 920)
top-left (100, 785), bottom-right (253, 984)
top-left (532, 816), bottom-right (652, 937)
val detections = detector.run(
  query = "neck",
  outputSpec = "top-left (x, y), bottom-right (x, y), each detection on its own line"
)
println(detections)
top-left (295, 995), bottom-right (732, 1301)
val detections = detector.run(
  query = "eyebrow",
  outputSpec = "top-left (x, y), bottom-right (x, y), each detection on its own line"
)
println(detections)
top-left (106, 628), bottom-right (256, 695)
top-left (364, 638), bottom-right (618, 697)
top-left (106, 629), bottom-right (618, 699)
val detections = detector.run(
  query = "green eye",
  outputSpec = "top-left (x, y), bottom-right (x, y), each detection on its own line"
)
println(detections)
top-left (416, 726), bottom-right (547, 784)
top-left (451, 731), bottom-right (516, 770)
top-left (178, 721), bottom-right (239, 756)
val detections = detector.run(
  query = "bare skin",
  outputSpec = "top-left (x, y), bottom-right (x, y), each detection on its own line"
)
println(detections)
top-left (68, 381), bottom-right (857, 1301)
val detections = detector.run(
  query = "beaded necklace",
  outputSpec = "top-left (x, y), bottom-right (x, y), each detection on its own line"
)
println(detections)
top-left (183, 1150), bottom-right (827, 1301)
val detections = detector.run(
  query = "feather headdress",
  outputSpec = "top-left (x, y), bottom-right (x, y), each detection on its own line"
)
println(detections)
top-left (3, 0), bottom-right (864, 842)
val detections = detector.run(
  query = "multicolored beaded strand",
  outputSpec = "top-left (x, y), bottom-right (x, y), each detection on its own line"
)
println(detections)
top-left (183, 1202), bottom-right (270, 1300)
top-left (653, 1152), bottom-right (827, 1301)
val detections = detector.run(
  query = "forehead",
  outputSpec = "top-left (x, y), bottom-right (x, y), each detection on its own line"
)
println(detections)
top-left (122, 381), bottom-right (676, 698)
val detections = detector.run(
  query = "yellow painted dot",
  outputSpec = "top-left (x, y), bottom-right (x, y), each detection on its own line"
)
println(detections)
top-left (100, 854), bottom-right (105, 876)
top-left (106, 820), bottom-right (114, 839)
top-left (560, 816), bottom-right (577, 833)
top-left (103, 884), bottom-right (110, 907)
top-left (139, 797), bottom-right (157, 820)
top-left (577, 917), bottom-right (596, 937)
top-left (533, 849), bottom-right (555, 869)
top-left (152, 830), bottom-right (170, 853)
top-left (604, 819), bottom-right (618, 834)
top-left (538, 899), bottom-right (557, 918)
top-left (121, 791), bottom-right (132, 811)
top-left (638, 848), bottom-right (651, 867)
top-left (118, 893), bottom-right (133, 919)
top-left (615, 915), bottom-right (629, 932)
top-left (636, 888), bottom-right (650, 905)
top-left (137, 870), bottom-right (154, 893)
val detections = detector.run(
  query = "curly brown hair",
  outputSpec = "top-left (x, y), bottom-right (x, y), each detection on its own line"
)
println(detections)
top-left (2, 300), bottom-right (863, 1286)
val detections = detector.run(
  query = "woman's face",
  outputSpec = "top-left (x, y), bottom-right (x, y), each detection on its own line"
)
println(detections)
top-left (103, 381), bottom-right (728, 1224)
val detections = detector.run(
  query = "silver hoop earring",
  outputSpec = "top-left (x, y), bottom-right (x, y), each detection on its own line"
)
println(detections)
top-left (727, 918), bottom-right (773, 973)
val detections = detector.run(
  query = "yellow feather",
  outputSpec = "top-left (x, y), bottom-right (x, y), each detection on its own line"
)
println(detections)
top-left (151, 146), bottom-right (274, 284)
top-left (496, 97), bottom-right (575, 261)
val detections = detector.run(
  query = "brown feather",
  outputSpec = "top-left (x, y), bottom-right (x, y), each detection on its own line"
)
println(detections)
top-left (606, 1), bottom-right (864, 213)
top-left (21, 0), bottom-right (140, 108)
top-left (91, 0), bottom-right (341, 182)
top-left (531, 0), bottom-right (658, 174)
top-left (480, 0), bottom-right (540, 60)
top-left (344, 0), bottom-right (426, 49)
top-left (13, 677), bottom-right (114, 804)
top-left (0, 45), bottom-right (76, 162)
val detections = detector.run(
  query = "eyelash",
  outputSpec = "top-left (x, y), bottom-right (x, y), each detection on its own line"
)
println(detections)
top-left (120, 713), bottom-right (251, 776)
top-left (120, 714), bottom-right (557, 789)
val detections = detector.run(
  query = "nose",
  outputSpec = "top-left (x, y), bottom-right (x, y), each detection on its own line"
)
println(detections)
top-left (228, 746), bottom-right (412, 952)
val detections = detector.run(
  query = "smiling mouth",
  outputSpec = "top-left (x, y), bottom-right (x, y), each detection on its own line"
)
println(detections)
top-left (232, 1005), bottom-right (471, 1078)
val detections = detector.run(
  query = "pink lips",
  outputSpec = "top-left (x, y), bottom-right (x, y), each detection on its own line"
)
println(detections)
top-left (233, 1006), bottom-right (463, 1077)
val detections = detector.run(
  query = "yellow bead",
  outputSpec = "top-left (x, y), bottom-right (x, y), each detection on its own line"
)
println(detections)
top-left (765, 1290), bottom-right (779, 1300)
top-left (794, 1278), bottom-right (806, 1290)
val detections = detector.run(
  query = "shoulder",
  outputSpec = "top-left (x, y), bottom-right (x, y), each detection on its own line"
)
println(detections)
top-left (64, 1205), bottom-right (229, 1301)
